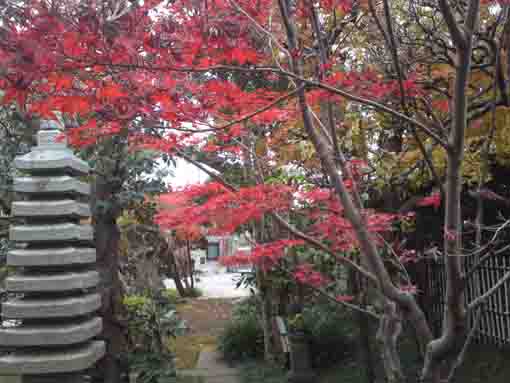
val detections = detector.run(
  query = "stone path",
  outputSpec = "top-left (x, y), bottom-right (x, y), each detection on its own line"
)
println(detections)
top-left (179, 350), bottom-right (240, 383)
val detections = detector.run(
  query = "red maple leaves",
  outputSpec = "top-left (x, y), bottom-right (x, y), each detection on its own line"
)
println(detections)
top-left (219, 239), bottom-right (305, 270)
top-left (417, 193), bottom-right (441, 210)
top-left (156, 183), bottom-right (294, 235)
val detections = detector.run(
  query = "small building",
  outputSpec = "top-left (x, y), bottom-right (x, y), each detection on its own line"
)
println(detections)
top-left (205, 235), bottom-right (234, 260)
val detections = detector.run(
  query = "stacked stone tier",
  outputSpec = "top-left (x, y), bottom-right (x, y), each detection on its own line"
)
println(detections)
top-left (2, 293), bottom-right (102, 319)
top-left (7, 247), bottom-right (96, 267)
top-left (0, 317), bottom-right (103, 346)
top-left (13, 176), bottom-right (90, 196)
top-left (14, 147), bottom-right (90, 177)
top-left (0, 128), bottom-right (104, 377)
top-left (0, 342), bottom-right (105, 375)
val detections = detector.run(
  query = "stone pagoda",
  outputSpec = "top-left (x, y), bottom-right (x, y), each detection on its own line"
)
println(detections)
top-left (0, 121), bottom-right (105, 382)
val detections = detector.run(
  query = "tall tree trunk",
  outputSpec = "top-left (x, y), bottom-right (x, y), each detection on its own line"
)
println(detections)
top-left (257, 270), bottom-right (275, 363)
top-left (186, 240), bottom-right (195, 290)
top-left (92, 176), bottom-right (128, 383)
top-left (350, 268), bottom-right (377, 383)
top-left (422, 2), bottom-right (480, 381)
top-left (278, 1), bottom-right (433, 381)
top-left (165, 245), bottom-right (187, 297)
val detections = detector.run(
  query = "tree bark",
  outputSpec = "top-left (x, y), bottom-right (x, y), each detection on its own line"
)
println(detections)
top-left (164, 244), bottom-right (187, 297)
top-left (422, 2), bottom-right (480, 381)
top-left (92, 176), bottom-right (128, 383)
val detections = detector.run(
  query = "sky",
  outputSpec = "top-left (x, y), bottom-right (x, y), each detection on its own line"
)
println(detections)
top-left (166, 157), bottom-right (210, 189)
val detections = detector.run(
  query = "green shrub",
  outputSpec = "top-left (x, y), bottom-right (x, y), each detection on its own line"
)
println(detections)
top-left (186, 286), bottom-right (203, 298)
top-left (218, 297), bottom-right (264, 362)
top-left (123, 292), bottom-right (186, 383)
top-left (302, 302), bottom-right (358, 369)
top-left (239, 361), bottom-right (286, 383)
top-left (163, 288), bottom-right (180, 304)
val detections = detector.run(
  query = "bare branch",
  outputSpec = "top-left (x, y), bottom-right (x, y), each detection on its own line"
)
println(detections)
top-left (228, 0), bottom-right (290, 56)
top-left (175, 149), bottom-right (378, 284)
top-left (276, 265), bottom-right (380, 320)
top-left (446, 308), bottom-right (482, 382)
top-left (438, 0), bottom-right (466, 47)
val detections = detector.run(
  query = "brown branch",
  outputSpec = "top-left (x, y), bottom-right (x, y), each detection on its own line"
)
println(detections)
top-left (379, 0), bottom-right (445, 196)
top-left (438, 0), bottom-right (466, 47)
top-left (446, 308), bottom-right (482, 382)
top-left (278, 0), bottom-right (433, 360)
top-left (92, 62), bottom-right (448, 148)
top-left (175, 149), bottom-right (377, 283)
top-left (276, 265), bottom-right (380, 320)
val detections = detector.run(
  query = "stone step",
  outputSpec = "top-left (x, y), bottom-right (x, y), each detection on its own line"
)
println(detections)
top-left (9, 223), bottom-right (93, 243)
top-left (0, 341), bottom-right (105, 375)
top-left (0, 317), bottom-right (102, 346)
top-left (5, 271), bottom-right (99, 293)
top-left (7, 247), bottom-right (96, 267)
top-left (12, 200), bottom-right (90, 218)
top-left (14, 148), bottom-right (90, 176)
top-left (13, 176), bottom-right (90, 196)
top-left (2, 293), bottom-right (101, 319)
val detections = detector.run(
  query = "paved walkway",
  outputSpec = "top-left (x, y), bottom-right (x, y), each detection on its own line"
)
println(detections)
top-left (179, 350), bottom-right (240, 383)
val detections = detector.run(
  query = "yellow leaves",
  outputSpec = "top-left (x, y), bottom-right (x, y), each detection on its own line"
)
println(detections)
top-left (255, 138), bottom-right (267, 157)
top-left (494, 111), bottom-right (510, 165)
top-left (469, 70), bottom-right (492, 89)
top-left (401, 149), bottom-right (421, 166)
top-left (431, 64), bottom-right (454, 80)
top-left (351, 120), bottom-right (368, 159)
top-left (462, 147), bottom-right (485, 186)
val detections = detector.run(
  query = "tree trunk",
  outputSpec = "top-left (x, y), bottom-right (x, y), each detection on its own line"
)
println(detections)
top-left (257, 269), bottom-right (275, 363)
top-left (92, 176), bottom-right (128, 383)
top-left (186, 240), bottom-right (195, 290)
top-left (350, 269), bottom-right (377, 383)
top-left (165, 245), bottom-right (187, 297)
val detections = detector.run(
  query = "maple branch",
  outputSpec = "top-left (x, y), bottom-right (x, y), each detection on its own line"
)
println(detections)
top-left (279, 0), bottom-right (433, 367)
top-left (422, 2), bottom-right (480, 379)
top-left (228, 0), bottom-right (289, 56)
top-left (97, 62), bottom-right (448, 148)
top-left (368, 0), bottom-right (390, 48)
top-left (379, 0), bottom-right (445, 196)
top-left (438, 0), bottom-right (466, 47)
top-left (463, 219), bottom-right (510, 283)
top-left (276, 265), bottom-right (380, 320)
top-left (381, 0), bottom-right (406, 106)
top-left (309, 3), bottom-right (342, 166)
top-left (174, 148), bottom-right (377, 283)
top-left (302, 79), bottom-right (448, 149)
top-left (446, 307), bottom-right (482, 383)
top-left (214, 86), bottom-right (301, 131)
